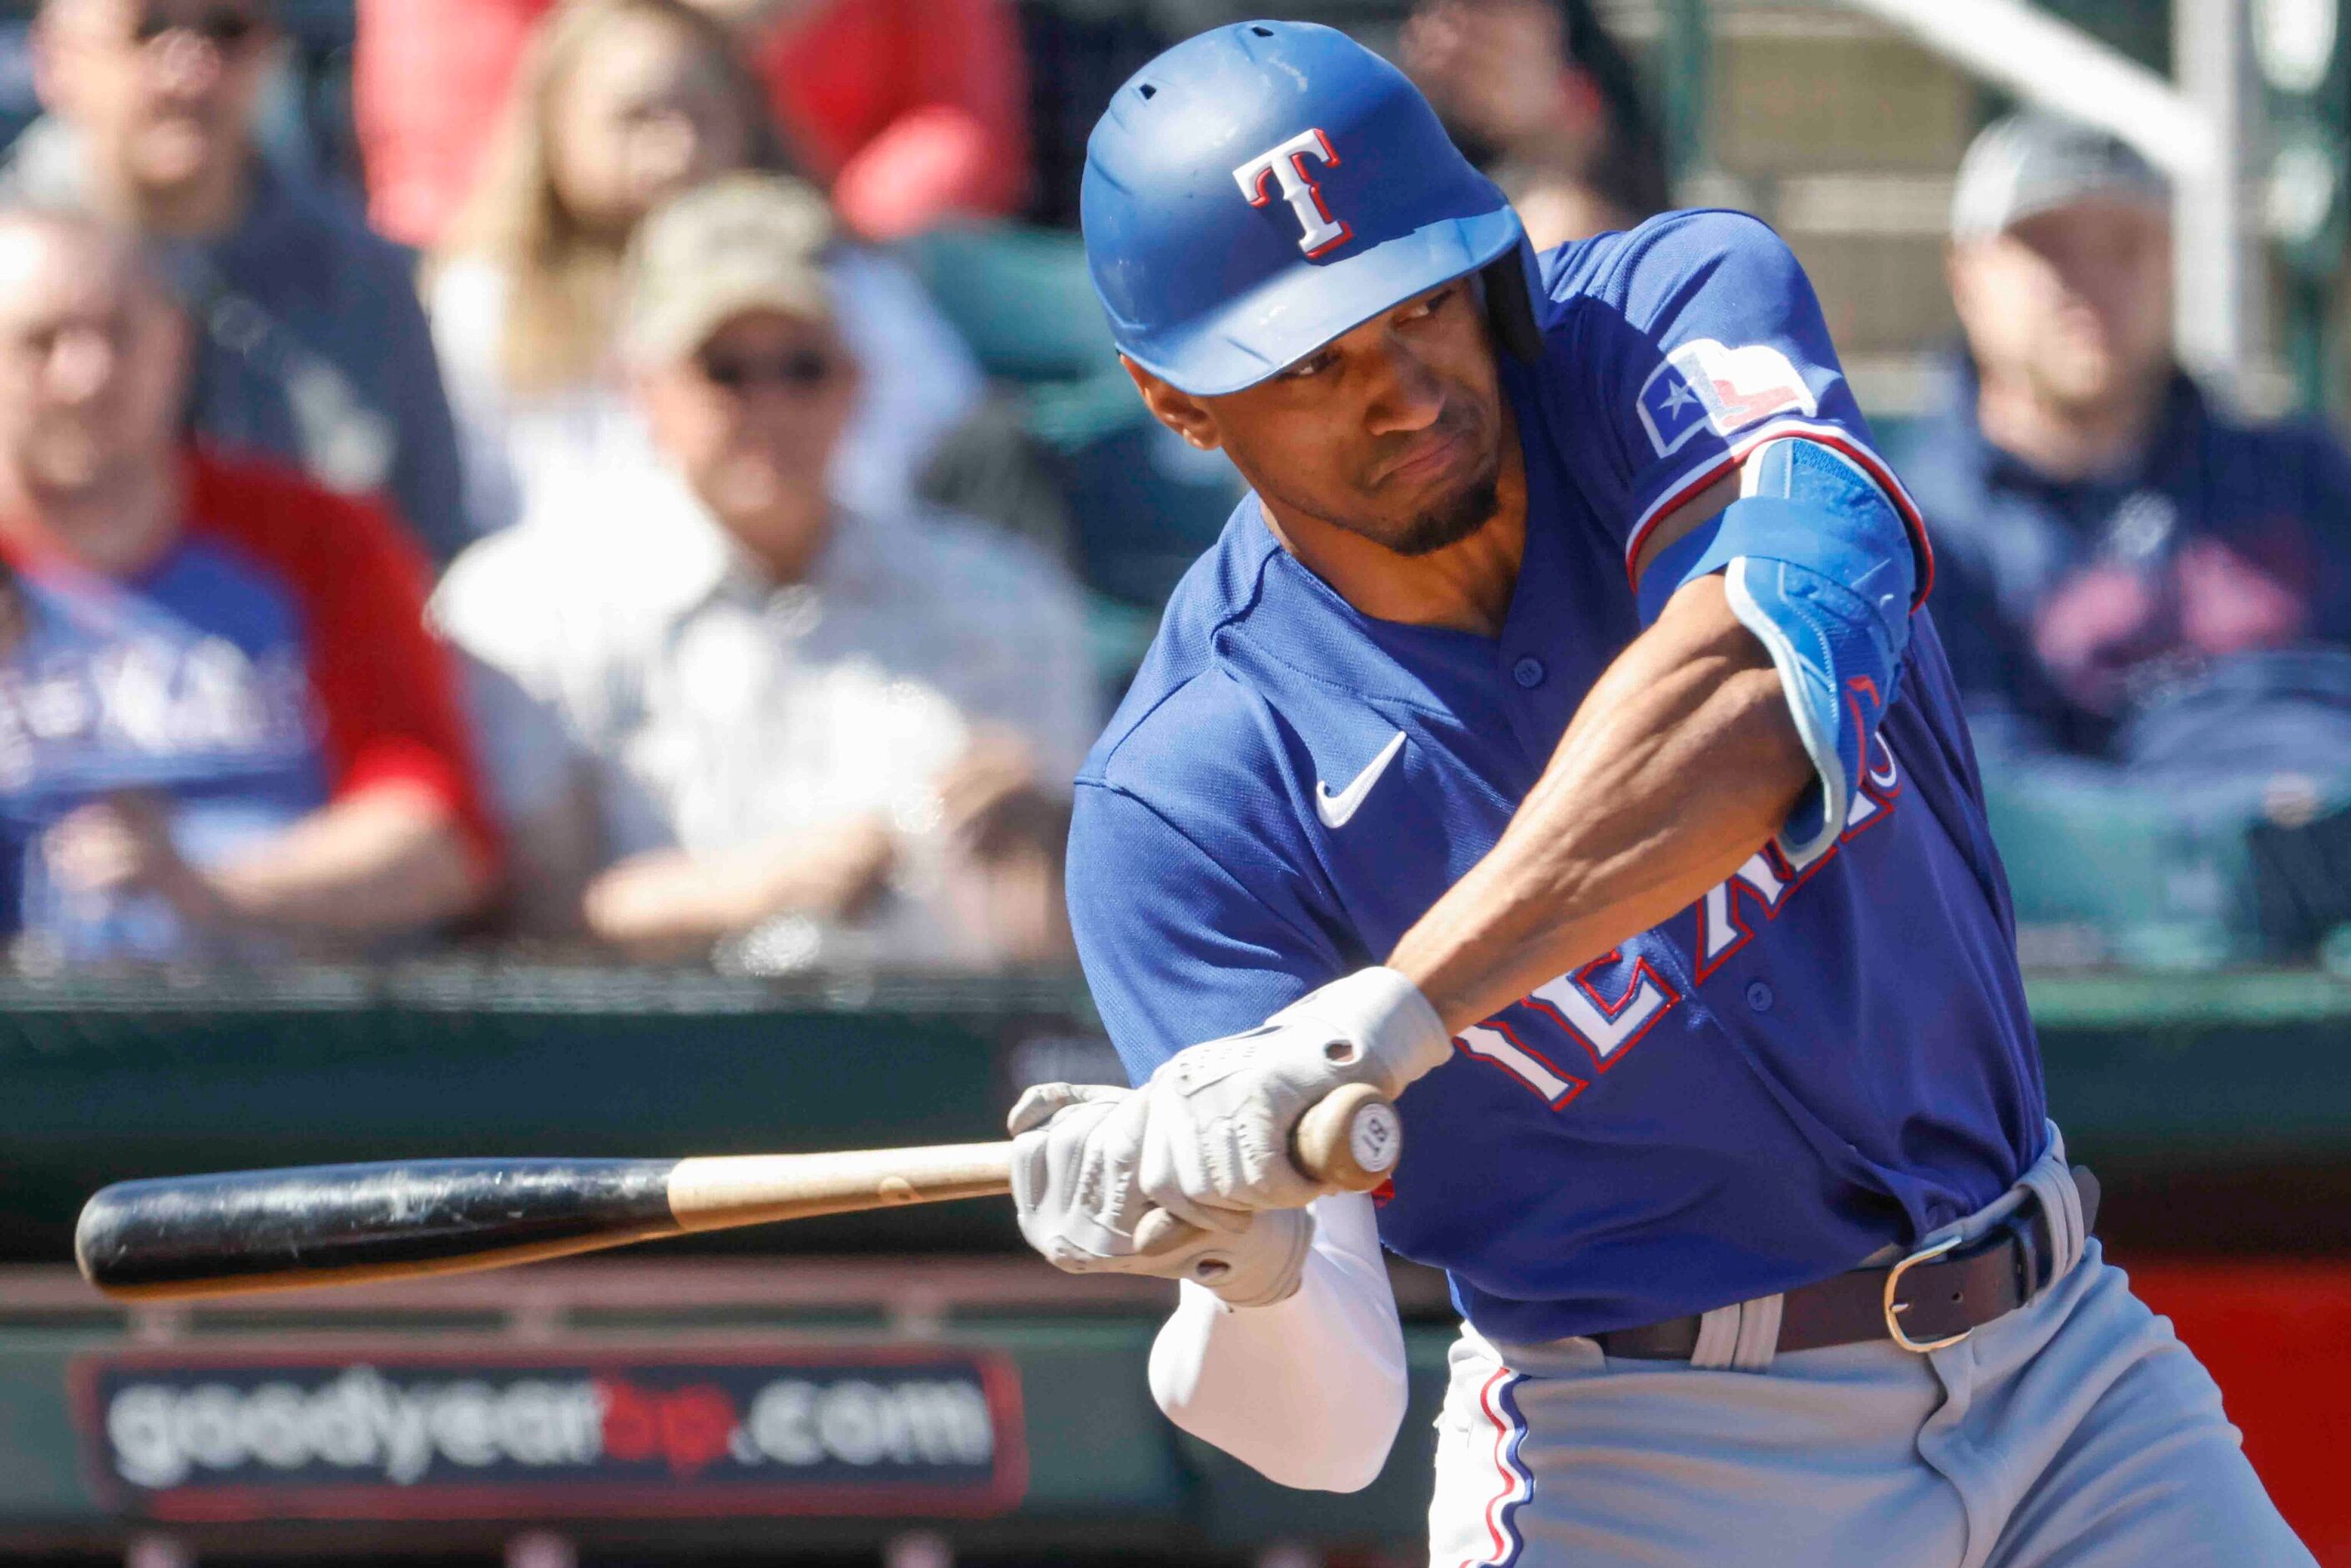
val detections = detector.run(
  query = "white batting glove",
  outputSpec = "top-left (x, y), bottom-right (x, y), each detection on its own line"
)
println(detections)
top-left (1136, 967), bottom-right (1451, 1227)
top-left (1007, 1083), bottom-right (1312, 1308)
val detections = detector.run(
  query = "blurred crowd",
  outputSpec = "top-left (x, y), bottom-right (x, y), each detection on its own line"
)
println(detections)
top-left (1900, 114), bottom-right (2351, 964)
top-left (0, 0), bottom-right (2348, 975)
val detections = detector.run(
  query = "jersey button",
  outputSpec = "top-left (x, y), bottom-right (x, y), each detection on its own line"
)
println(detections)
top-left (1511, 656), bottom-right (1545, 688)
top-left (1744, 980), bottom-right (1775, 1012)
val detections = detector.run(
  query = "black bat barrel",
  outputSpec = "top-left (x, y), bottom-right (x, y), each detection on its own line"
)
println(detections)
top-left (75, 1158), bottom-right (681, 1299)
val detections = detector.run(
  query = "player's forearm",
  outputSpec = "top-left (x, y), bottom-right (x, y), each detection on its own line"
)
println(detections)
top-left (200, 784), bottom-right (489, 937)
top-left (1147, 1195), bottom-right (1408, 1492)
top-left (1388, 575), bottom-right (1809, 1033)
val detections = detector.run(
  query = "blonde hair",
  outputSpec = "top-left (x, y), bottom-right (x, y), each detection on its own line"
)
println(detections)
top-left (437, 0), bottom-right (792, 394)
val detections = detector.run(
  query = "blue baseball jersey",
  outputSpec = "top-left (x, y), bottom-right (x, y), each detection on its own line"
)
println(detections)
top-left (1065, 210), bottom-right (2050, 1343)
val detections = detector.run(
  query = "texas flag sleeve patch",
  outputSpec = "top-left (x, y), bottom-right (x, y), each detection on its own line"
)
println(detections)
top-left (1636, 339), bottom-right (1821, 458)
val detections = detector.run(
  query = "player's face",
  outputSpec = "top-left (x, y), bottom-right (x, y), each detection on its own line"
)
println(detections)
top-left (1950, 199), bottom-right (2173, 413)
top-left (1130, 280), bottom-right (1508, 558)
top-left (0, 221), bottom-right (188, 503)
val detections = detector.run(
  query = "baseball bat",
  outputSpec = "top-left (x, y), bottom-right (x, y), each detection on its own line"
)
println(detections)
top-left (74, 1083), bottom-right (1403, 1302)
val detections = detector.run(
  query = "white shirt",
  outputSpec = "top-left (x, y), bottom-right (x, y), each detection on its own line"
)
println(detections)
top-left (428, 249), bottom-right (986, 540)
top-left (431, 463), bottom-right (1098, 968)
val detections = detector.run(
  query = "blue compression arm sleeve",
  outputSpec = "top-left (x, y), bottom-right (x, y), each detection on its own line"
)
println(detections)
top-left (1635, 438), bottom-right (1916, 868)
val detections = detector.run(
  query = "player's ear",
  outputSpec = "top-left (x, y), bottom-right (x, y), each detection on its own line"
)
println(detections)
top-left (1121, 355), bottom-right (1224, 452)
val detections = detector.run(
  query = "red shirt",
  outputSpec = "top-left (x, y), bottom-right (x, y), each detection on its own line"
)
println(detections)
top-left (179, 452), bottom-right (499, 875)
top-left (355, 0), bottom-right (1029, 247)
top-left (0, 452), bottom-right (498, 956)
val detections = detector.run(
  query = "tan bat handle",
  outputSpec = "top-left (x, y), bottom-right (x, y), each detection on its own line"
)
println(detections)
top-left (1289, 1081), bottom-right (1403, 1192)
top-left (670, 1081), bottom-right (1404, 1225)
top-left (665, 1142), bottom-right (1012, 1228)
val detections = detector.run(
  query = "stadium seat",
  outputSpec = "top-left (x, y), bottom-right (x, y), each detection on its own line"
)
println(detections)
top-left (898, 224), bottom-right (1245, 612)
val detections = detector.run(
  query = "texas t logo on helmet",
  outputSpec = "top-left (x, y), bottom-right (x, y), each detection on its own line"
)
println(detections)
top-left (1234, 129), bottom-right (1352, 256)
top-left (1079, 20), bottom-right (1532, 396)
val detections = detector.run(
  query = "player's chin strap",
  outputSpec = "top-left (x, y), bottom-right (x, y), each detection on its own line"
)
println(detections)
top-left (1636, 438), bottom-right (1918, 869)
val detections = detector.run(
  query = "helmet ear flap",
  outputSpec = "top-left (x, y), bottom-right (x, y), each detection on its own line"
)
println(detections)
top-left (1481, 245), bottom-right (1543, 366)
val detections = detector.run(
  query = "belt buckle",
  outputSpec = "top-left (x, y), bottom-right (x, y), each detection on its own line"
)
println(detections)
top-left (1883, 1232), bottom-right (1972, 1353)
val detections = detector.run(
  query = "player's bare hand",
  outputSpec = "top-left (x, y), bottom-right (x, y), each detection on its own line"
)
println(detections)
top-left (1007, 1082), bottom-right (1312, 1308)
top-left (1134, 967), bottom-right (1451, 1225)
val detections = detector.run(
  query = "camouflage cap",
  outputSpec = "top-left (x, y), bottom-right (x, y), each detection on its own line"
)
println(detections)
top-left (619, 174), bottom-right (836, 364)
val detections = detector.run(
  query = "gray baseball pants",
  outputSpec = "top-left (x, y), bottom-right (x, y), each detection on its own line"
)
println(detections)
top-left (1428, 1131), bottom-right (2314, 1567)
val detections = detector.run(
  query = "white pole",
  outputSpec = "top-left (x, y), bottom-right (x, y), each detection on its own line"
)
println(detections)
top-left (1833, 0), bottom-right (2219, 178)
top-left (1832, 0), bottom-right (2258, 395)
top-left (2174, 0), bottom-right (2264, 395)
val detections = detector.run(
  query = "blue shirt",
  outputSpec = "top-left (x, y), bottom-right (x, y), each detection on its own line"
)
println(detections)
top-left (1065, 211), bottom-right (2048, 1343)
top-left (0, 538), bottom-right (329, 960)
top-left (1892, 362), bottom-right (2351, 768)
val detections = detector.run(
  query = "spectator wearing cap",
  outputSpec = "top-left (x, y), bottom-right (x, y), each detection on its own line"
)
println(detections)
top-left (6, 0), bottom-right (471, 564)
top-left (1891, 113), bottom-right (2351, 950)
top-left (426, 0), bottom-right (983, 539)
top-left (433, 175), bottom-right (1094, 969)
top-left (1402, 0), bottom-right (1670, 249)
top-left (0, 209), bottom-right (495, 963)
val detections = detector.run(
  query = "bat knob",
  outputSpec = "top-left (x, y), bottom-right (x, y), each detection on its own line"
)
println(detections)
top-left (1292, 1082), bottom-right (1403, 1192)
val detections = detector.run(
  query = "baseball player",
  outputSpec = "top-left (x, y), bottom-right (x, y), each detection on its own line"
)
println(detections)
top-left (1006, 22), bottom-right (2316, 1568)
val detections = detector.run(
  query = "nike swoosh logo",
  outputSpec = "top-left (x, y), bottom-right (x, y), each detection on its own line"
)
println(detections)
top-left (1315, 731), bottom-right (1408, 829)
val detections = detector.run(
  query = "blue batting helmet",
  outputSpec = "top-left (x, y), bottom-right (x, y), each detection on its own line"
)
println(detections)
top-left (1081, 21), bottom-right (1534, 397)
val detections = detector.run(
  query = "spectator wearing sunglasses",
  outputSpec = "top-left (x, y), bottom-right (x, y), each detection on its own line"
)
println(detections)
top-left (425, 0), bottom-right (983, 540)
top-left (4, 0), bottom-right (471, 564)
top-left (433, 176), bottom-right (1095, 968)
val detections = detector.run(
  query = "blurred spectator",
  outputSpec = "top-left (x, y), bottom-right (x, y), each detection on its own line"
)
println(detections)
top-left (1893, 114), bottom-right (2351, 951)
top-left (356, 0), bottom-right (1029, 249)
top-left (0, 209), bottom-right (495, 964)
top-left (1014, 1), bottom-right (1168, 230)
top-left (427, 0), bottom-right (983, 537)
top-left (433, 176), bottom-right (1093, 969)
top-left (1401, 0), bottom-right (1669, 248)
top-left (7, 0), bottom-right (471, 564)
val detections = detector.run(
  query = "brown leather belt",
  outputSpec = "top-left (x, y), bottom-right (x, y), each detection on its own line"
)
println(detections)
top-left (1598, 1167), bottom-right (2101, 1360)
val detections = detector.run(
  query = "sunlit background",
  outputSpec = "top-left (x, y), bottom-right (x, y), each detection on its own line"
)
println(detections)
top-left (0, 0), bottom-right (2342, 1562)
